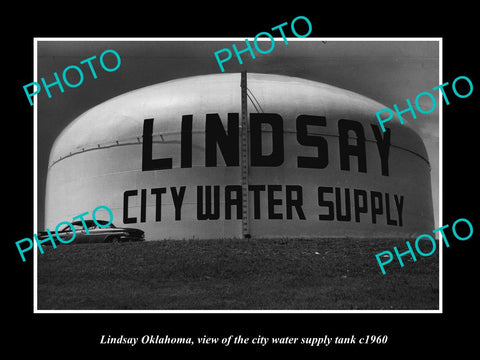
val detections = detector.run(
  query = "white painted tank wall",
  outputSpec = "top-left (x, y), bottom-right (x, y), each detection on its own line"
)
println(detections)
top-left (45, 73), bottom-right (434, 240)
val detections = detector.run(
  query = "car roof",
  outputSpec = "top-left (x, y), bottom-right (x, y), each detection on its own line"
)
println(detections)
top-left (71, 219), bottom-right (111, 226)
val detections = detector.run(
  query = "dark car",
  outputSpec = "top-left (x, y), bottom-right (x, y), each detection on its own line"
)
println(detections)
top-left (38, 220), bottom-right (145, 244)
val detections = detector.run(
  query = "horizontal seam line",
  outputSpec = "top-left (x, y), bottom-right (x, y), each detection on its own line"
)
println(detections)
top-left (49, 132), bottom-right (429, 168)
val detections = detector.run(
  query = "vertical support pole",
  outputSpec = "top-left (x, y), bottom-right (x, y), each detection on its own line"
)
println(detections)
top-left (240, 71), bottom-right (251, 239)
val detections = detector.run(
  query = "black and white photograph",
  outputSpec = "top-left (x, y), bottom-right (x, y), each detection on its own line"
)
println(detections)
top-left (34, 39), bottom-right (440, 311)
top-left (6, 8), bottom-right (478, 357)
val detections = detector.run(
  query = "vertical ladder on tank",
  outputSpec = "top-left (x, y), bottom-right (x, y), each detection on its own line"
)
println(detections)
top-left (240, 71), bottom-right (251, 239)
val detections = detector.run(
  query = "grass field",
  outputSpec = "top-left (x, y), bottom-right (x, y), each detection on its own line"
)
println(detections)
top-left (37, 238), bottom-right (439, 310)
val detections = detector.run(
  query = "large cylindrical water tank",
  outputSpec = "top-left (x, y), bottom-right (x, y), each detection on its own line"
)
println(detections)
top-left (45, 73), bottom-right (434, 240)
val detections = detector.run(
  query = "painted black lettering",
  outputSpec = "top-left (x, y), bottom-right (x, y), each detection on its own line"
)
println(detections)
top-left (123, 190), bottom-right (137, 224)
top-left (142, 118), bottom-right (173, 171)
top-left (197, 185), bottom-right (220, 220)
top-left (205, 113), bottom-right (239, 167)
top-left (151, 188), bottom-right (166, 221)
top-left (267, 185), bottom-right (283, 219)
top-left (371, 124), bottom-right (391, 176)
top-left (286, 185), bottom-right (306, 220)
top-left (249, 185), bottom-right (266, 219)
top-left (385, 192), bottom-right (397, 226)
top-left (140, 189), bottom-right (147, 223)
top-left (181, 115), bottom-right (193, 168)
top-left (296, 115), bottom-right (328, 169)
top-left (335, 187), bottom-right (351, 222)
top-left (250, 113), bottom-right (284, 167)
top-left (318, 186), bottom-right (334, 220)
top-left (370, 191), bottom-right (384, 224)
top-left (394, 194), bottom-right (404, 227)
top-left (353, 189), bottom-right (368, 222)
top-left (171, 186), bottom-right (186, 220)
top-left (225, 185), bottom-right (242, 220)
top-left (338, 119), bottom-right (367, 173)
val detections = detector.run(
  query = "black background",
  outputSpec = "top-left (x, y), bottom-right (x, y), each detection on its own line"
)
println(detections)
top-left (6, 6), bottom-right (478, 356)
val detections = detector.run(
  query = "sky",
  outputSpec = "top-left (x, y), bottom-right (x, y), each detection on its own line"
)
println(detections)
top-left (36, 39), bottom-right (440, 230)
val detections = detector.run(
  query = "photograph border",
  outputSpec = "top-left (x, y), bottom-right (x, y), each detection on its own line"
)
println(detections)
top-left (33, 37), bottom-right (443, 314)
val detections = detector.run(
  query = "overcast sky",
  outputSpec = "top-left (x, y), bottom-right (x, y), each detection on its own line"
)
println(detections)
top-left (36, 39), bottom-right (440, 229)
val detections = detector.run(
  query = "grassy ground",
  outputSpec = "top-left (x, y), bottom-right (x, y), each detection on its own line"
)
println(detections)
top-left (37, 238), bottom-right (439, 310)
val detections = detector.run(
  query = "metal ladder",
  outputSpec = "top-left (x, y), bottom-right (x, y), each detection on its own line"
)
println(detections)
top-left (240, 71), bottom-right (251, 239)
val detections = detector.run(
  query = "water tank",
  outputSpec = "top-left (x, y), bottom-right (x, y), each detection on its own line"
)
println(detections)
top-left (45, 73), bottom-right (434, 240)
